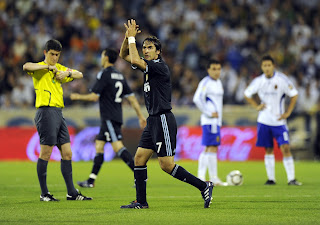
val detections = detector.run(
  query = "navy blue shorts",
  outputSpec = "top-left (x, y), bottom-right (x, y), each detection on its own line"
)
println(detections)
top-left (34, 107), bottom-right (70, 146)
top-left (138, 111), bottom-right (177, 157)
top-left (96, 119), bottom-right (123, 142)
top-left (256, 122), bottom-right (289, 148)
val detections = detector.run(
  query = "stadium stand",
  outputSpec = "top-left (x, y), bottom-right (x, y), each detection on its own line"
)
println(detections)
top-left (84, 117), bottom-right (100, 127)
top-left (124, 117), bottom-right (140, 128)
top-left (175, 115), bottom-right (189, 127)
top-left (65, 118), bottom-right (78, 129)
top-left (7, 117), bottom-right (33, 127)
top-left (235, 118), bottom-right (256, 126)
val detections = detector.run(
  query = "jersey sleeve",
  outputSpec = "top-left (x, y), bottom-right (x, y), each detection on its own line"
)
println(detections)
top-left (244, 77), bottom-right (259, 98)
top-left (193, 79), bottom-right (213, 117)
top-left (91, 71), bottom-right (107, 95)
top-left (282, 78), bottom-right (298, 97)
top-left (143, 59), bottom-right (165, 76)
top-left (26, 62), bottom-right (41, 77)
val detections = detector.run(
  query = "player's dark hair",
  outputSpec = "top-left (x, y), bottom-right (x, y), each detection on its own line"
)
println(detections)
top-left (207, 59), bottom-right (221, 69)
top-left (261, 55), bottom-right (274, 64)
top-left (44, 39), bottom-right (62, 52)
top-left (143, 36), bottom-right (162, 53)
top-left (103, 48), bottom-right (118, 64)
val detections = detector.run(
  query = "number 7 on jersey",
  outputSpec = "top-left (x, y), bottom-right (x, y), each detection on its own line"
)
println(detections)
top-left (156, 142), bottom-right (162, 153)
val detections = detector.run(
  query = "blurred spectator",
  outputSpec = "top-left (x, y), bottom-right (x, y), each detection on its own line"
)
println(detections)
top-left (179, 68), bottom-right (199, 106)
top-left (11, 76), bottom-right (34, 108)
top-left (220, 62), bottom-right (238, 104)
top-left (234, 66), bottom-right (250, 105)
top-left (12, 35), bottom-right (27, 64)
top-left (0, 70), bottom-right (15, 108)
top-left (296, 81), bottom-right (319, 136)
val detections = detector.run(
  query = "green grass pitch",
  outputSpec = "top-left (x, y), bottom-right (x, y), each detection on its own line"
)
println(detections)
top-left (0, 160), bottom-right (319, 224)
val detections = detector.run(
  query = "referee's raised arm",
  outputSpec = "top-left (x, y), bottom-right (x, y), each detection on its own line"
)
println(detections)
top-left (23, 62), bottom-right (58, 74)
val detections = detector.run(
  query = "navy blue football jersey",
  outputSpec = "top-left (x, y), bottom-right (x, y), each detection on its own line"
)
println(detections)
top-left (141, 56), bottom-right (172, 115)
top-left (91, 66), bottom-right (133, 123)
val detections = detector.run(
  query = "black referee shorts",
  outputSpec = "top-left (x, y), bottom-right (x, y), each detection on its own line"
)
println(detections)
top-left (138, 111), bottom-right (177, 157)
top-left (34, 107), bottom-right (70, 146)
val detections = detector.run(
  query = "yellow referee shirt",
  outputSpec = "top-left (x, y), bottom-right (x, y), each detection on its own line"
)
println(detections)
top-left (27, 61), bottom-right (75, 108)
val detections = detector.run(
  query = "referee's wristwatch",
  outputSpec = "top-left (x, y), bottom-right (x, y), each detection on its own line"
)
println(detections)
top-left (68, 71), bottom-right (72, 77)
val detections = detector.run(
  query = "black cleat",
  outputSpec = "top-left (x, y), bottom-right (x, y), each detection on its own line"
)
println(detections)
top-left (77, 180), bottom-right (94, 188)
top-left (40, 192), bottom-right (59, 202)
top-left (264, 180), bottom-right (276, 185)
top-left (201, 181), bottom-right (214, 208)
top-left (66, 190), bottom-right (93, 200)
top-left (288, 179), bottom-right (302, 186)
top-left (121, 200), bottom-right (149, 209)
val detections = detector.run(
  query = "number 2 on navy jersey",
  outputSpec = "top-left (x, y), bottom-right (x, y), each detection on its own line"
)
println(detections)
top-left (114, 81), bottom-right (123, 103)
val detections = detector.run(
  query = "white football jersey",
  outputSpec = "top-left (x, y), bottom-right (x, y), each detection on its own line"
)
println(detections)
top-left (244, 71), bottom-right (298, 126)
top-left (193, 76), bottom-right (224, 126)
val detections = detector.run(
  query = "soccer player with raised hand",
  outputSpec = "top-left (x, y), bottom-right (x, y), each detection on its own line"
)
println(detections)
top-left (119, 19), bottom-right (214, 209)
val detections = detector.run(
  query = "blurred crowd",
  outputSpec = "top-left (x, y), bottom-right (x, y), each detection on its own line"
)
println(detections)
top-left (0, 0), bottom-right (319, 113)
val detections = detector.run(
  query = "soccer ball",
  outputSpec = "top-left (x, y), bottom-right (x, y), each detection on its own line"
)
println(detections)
top-left (226, 170), bottom-right (243, 186)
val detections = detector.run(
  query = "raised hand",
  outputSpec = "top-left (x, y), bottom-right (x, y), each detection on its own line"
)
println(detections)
top-left (124, 19), bottom-right (141, 37)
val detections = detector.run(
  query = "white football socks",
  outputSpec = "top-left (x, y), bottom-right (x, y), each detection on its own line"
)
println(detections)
top-left (197, 151), bottom-right (208, 181)
top-left (207, 152), bottom-right (218, 182)
top-left (283, 156), bottom-right (295, 182)
top-left (264, 154), bottom-right (275, 181)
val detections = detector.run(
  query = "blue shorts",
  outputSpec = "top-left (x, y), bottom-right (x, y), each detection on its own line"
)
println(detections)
top-left (201, 125), bottom-right (220, 146)
top-left (256, 123), bottom-right (289, 148)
